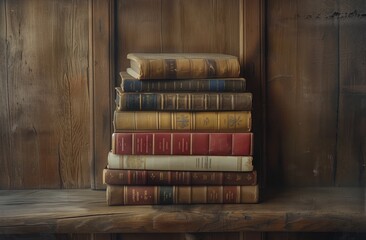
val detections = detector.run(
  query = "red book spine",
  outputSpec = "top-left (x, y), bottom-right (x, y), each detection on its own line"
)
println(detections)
top-left (104, 169), bottom-right (257, 186)
top-left (112, 132), bottom-right (252, 156)
top-left (106, 185), bottom-right (259, 205)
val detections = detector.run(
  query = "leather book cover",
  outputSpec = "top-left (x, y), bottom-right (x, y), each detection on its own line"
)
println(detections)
top-left (106, 185), bottom-right (259, 205)
top-left (115, 87), bottom-right (252, 111)
top-left (126, 53), bottom-right (240, 80)
top-left (113, 111), bottom-right (252, 132)
top-left (103, 169), bottom-right (257, 186)
top-left (112, 132), bottom-right (253, 156)
top-left (119, 72), bottom-right (247, 93)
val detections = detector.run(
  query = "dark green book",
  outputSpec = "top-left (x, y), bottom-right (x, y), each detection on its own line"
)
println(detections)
top-left (119, 72), bottom-right (247, 93)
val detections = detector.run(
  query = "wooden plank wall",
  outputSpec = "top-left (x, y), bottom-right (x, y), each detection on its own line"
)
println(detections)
top-left (117, 0), bottom-right (240, 73)
top-left (1, 0), bottom-right (365, 239)
top-left (267, 0), bottom-right (366, 187)
top-left (89, 0), bottom-right (115, 190)
top-left (336, 0), bottom-right (366, 186)
top-left (0, 0), bottom-right (90, 189)
top-left (1, 0), bottom-right (365, 190)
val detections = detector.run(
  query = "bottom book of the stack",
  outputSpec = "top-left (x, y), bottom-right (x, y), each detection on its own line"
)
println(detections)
top-left (106, 184), bottom-right (259, 205)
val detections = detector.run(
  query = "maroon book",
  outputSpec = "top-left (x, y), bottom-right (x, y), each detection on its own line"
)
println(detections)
top-left (112, 132), bottom-right (253, 156)
top-left (103, 169), bottom-right (257, 186)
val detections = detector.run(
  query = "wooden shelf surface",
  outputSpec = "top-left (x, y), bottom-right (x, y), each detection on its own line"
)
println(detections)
top-left (0, 187), bottom-right (365, 234)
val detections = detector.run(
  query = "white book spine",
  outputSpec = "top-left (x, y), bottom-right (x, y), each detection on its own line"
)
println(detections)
top-left (107, 152), bottom-right (253, 172)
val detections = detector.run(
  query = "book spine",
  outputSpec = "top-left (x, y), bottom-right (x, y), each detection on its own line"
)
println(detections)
top-left (107, 152), bottom-right (253, 172)
top-left (103, 169), bottom-right (257, 186)
top-left (120, 79), bottom-right (247, 92)
top-left (113, 111), bottom-right (252, 132)
top-left (135, 58), bottom-right (240, 79)
top-left (112, 132), bottom-right (253, 156)
top-left (116, 92), bottom-right (252, 111)
top-left (106, 185), bottom-right (259, 205)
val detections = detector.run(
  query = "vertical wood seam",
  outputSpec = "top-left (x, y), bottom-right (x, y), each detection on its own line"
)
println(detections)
top-left (89, 0), bottom-right (95, 189)
top-left (333, 0), bottom-right (340, 186)
top-left (259, 0), bottom-right (266, 190)
top-left (4, 0), bottom-right (12, 188)
top-left (239, 0), bottom-right (245, 69)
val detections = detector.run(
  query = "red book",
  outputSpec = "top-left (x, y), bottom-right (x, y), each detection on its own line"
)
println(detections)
top-left (112, 132), bottom-right (253, 156)
top-left (106, 184), bottom-right (259, 205)
top-left (103, 169), bottom-right (257, 186)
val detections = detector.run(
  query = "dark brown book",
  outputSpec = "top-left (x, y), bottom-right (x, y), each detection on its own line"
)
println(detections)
top-left (106, 184), bottom-right (259, 205)
top-left (119, 71), bottom-right (247, 92)
top-left (103, 169), bottom-right (257, 186)
top-left (127, 53), bottom-right (240, 79)
top-left (115, 87), bottom-right (252, 111)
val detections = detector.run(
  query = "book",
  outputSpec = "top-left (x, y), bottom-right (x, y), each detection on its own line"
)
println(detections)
top-left (106, 184), bottom-right (259, 205)
top-left (107, 152), bottom-right (253, 172)
top-left (103, 168), bottom-right (257, 186)
top-left (112, 132), bottom-right (253, 156)
top-left (115, 87), bottom-right (252, 111)
top-left (126, 53), bottom-right (240, 79)
top-left (113, 111), bottom-right (252, 132)
top-left (119, 72), bottom-right (247, 93)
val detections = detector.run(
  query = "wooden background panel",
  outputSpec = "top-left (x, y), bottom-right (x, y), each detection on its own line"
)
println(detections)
top-left (117, 0), bottom-right (162, 79)
top-left (161, 0), bottom-right (240, 55)
top-left (266, 0), bottom-right (298, 186)
top-left (0, 0), bottom-right (90, 189)
top-left (336, 0), bottom-right (366, 186)
top-left (90, 0), bottom-right (115, 190)
top-left (242, 0), bottom-right (265, 188)
top-left (117, 0), bottom-right (241, 74)
top-left (0, 0), bottom-right (11, 189)
top-left (267, 0), bottom-right (339, 186)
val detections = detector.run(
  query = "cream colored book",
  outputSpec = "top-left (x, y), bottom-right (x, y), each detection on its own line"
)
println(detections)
top-left (107, 152), bottom-right (253, 172)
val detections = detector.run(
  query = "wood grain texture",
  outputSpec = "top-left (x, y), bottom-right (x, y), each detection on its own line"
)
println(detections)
top-left (267, 0), bottom-right (339, 186)
top-left (242, 0), bottom-right (265, 188)
top-left (90, 0), bottom-right (115, 190)
top-left (117, 0), bottom-right (162, 77)
top-left (1, 0), bottom-right (89, 189)
top-left (0, 0), bottom-right (11, 189)
top-left (336, 0), bottom-right (366, 186)
top-left (117, 0), bottom-right (240, 73)
top-left (0, 188), bottom-right (365, 234)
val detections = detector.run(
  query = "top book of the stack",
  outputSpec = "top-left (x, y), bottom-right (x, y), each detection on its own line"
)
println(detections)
top-left (126, 53), bottom-right (241, 80)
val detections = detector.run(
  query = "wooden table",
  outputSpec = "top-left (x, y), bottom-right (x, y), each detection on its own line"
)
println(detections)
top-left (0, 187), bottom-right (365, 234)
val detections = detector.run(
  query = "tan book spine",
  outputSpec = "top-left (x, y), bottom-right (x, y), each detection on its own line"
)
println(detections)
top-left (106, 185), bottom-right (259, 205)
top-left (107, 152), bottom-right (253, 172)
top-left (113, 111), bottom-right (251, 132)
top-left (127, 53), bottom-right (240, 79)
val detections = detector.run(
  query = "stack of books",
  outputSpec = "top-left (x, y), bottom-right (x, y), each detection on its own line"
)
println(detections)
top-left (104, 53), bottom-right (259, 205)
